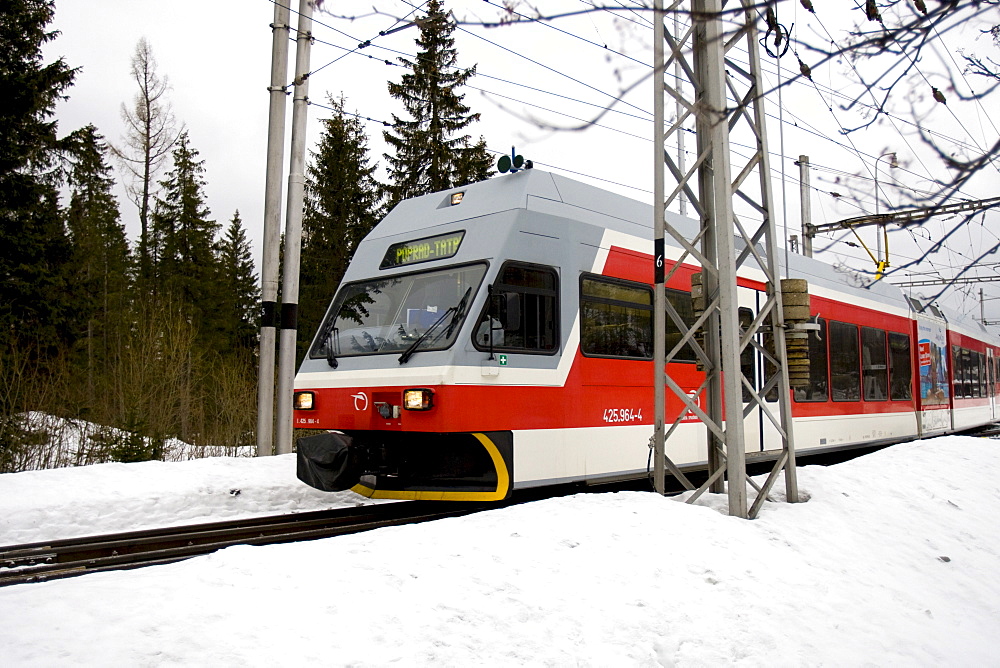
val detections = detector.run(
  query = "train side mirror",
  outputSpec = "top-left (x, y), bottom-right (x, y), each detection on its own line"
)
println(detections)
top-left (502, 292), bottom-right (520, 330)
top-left (486, 286), bottom-right (521, 330)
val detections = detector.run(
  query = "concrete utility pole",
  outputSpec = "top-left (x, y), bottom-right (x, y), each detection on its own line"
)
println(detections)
top-left (799, 155), bottom-right (813, 258)
top-left (652, 0), bottom-right (799, 518)
top-left (275, 0), bottom-right (315, 455)
top-left (256, 0), bottom-right (291, 457)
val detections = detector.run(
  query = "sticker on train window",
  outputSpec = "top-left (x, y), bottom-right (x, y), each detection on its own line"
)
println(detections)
top-left (380, 231), bottom-right (466, 269)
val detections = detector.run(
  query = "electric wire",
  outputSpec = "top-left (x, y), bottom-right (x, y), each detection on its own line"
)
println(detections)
top-left (297, 0), bottom-right (993, 193)
top-left (305, 21), bottom-right (899, 218)
top-left (292, 0), bottom-right (998, 299)
top-left (300, 0), bottom-right (989, 209)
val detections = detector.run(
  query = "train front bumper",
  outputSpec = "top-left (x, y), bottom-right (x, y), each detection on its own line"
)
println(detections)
top-left (296, 430), bottom-right (513, 502)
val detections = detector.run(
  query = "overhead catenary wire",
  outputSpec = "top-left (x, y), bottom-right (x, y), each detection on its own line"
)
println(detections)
top-left (305, 21), bottom-right (924, 217)
top-left (293, 0), bottom-right (997, 301)
top-left (297, 0), bottom-right (994, 185)
top-left (301, 0), bottom-right (991, 209)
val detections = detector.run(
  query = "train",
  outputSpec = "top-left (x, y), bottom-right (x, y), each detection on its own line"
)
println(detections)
top-left (292, 168), bottom-right (1000, 501)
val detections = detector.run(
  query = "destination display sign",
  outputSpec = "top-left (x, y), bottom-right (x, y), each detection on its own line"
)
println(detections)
top-left (380, 231), bottom-right (466, 269)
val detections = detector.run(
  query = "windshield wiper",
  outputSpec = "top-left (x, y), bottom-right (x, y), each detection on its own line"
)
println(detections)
top-left (398, 288), bottom-right (472, 364)
top-left (325, 327), bottom-right (339, 368)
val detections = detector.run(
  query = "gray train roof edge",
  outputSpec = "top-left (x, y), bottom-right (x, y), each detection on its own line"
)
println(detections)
top-left (297, 168), bottom-right (1000, 375)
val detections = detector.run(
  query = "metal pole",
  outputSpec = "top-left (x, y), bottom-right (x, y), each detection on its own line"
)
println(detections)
top-left (256, 0), bottom-right (291, 457)
top-left (696, 0), bottom-right (746, 516)
top-left (875, 152), bottom-right (896, 272)
top-left (655, 0), bottom-right (796, 517)
top-left (674, 11), bottom-right (687, 218)
top-left (799, 155), bottom-right (812, 258)
top-left (653, 0), bottom-right (667, 495)
top-left (875, 159), bottom-right (881, 263)
top-left (275, 0), bottom-right (314, 455)
top-left (744, 5), bottom-right (799, 508)
top-left (704, 0), bottom-right (747, 518)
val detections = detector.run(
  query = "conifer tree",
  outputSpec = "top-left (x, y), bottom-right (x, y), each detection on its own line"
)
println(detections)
top-left (0, 0), bottom-right (78, 353)
top-left (150, 131), bottom-right (222, 347)
top-left (218, 210), bottom-right (260, 352)
top-left (299, 95), bottom-right (383, 361)
top-left (65, 125), bottom-right (130, 391)
top-left (383, 0), bottom-right (492, 208)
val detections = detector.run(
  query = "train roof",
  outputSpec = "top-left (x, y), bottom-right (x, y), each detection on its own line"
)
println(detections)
top-left (369, 169), bottom-right (998, 345)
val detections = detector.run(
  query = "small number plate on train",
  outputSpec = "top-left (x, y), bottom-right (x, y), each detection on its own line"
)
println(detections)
top-left (603, 408), bottom-right (643, 423)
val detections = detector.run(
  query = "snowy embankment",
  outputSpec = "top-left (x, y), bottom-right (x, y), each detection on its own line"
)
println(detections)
top-left (1, 435), bottom-right (999, 666)
top-left (0, 454), bottom-right (375, 546)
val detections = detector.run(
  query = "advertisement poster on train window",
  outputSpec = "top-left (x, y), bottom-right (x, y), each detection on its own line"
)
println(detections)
top-left (918, 319), bottom-right (949, 405)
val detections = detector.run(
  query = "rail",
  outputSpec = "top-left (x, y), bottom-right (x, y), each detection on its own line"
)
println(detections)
top-left (0, 501), bottom-right (490, 587)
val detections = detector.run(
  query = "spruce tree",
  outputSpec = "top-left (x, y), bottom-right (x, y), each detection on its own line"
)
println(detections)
top-left (383, 0), bottom-right (492, 208)
top-left (218, 210), bottom-right (260, 352)
top-left (65, 125), bottom-right (130, 393)
top-left (0, 0), bottom-right (78, 353)
top-left (150, 131), bottom-right (222, 348)
top-left (299, 95), bottom-right (382, 361)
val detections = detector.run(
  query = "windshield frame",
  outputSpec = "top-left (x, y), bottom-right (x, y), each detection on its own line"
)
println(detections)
top-left (309, 261), bottom-right (488, 362)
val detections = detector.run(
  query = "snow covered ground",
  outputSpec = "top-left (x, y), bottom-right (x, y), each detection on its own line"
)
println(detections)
top-left (0, 454), bottom-right (376, 546)
top-left (1, 435), bottom-right (999, 666)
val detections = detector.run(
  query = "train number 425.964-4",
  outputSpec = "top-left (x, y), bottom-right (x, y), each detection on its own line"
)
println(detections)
top-left (603, 408), bottom-right (643, 423)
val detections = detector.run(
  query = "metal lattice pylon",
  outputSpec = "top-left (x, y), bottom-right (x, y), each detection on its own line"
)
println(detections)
top-left (651, 0), bottom-right (799, 518)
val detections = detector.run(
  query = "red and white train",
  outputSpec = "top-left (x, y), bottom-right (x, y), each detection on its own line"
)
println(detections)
top-left (293, 169), bottom-right (1000, 501)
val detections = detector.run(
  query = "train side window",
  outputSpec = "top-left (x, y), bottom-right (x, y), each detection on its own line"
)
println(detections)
top-left (989, 355), bottom-right (996, 398)
top-left (973, 351), bottom-right (983, 398)
top-left (888, 332), bottom-right (912, 401)
top-left (795, 318), bottom-right (829, 402)
top-left (963, 348), bottom-right (974, 398)
top-left (580, 275), bottom-right (653, 359)
top-left (829, 321), bottom-right (860, 402)
top-left (664, 288), bottom-right (697, 363)
top-left (981, 352), bottom-right (988, 397)
top-left (952, 345), bottom-right (963, 399)
top-left (968, 350), bottom-right (977, 398)
top-left (473, 262), bottom-right (559, 354)
top-left (739, 307), bottom-right (756, 403)
top-left (861, 327), bottom-right (888, 401)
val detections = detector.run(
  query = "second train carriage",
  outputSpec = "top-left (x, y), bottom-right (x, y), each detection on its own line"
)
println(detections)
top-left (293, 169), bottom-right (1000, 500)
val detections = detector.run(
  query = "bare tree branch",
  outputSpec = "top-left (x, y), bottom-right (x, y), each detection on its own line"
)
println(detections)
top-left (111, 37), bottom-right (184, 280)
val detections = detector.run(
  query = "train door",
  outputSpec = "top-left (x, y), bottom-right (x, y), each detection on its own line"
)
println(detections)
top-left (914, 313), bottom-right (950, 435)
top-left (739, 287), bottom-right (782, 454)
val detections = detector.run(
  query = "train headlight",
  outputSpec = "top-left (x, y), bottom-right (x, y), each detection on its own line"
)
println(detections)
top-left (294, 391), bottom-right (315, 410)
top-left (403, 388), bottom-right (434, 411)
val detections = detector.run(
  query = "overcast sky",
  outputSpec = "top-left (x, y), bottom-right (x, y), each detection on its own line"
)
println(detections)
top-left (45, 1), bottom-right (1000, 318)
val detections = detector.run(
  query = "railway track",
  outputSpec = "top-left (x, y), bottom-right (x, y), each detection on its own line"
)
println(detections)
top-left (0, 501), bottom-right (490, 587)
top-left (0, 440), bottom-right (912, 589)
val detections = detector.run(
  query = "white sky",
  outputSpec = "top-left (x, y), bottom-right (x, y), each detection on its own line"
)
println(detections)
top-left (46, 1), bottom-right (1000, 317)
top-left (1, 433), bottom-right (999, 664)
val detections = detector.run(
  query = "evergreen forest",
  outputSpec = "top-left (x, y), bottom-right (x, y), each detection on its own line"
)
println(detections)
top-left (0, 0), bottom-right (491, 472)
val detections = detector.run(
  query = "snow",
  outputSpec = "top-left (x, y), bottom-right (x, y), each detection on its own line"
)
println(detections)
top-left (0, 454), bottom-right (377, 545)
top-left (1, 435), bottom-right (999, 666)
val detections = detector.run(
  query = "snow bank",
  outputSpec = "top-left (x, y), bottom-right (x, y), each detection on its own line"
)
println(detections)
top-left (0, 435), bottom-right (998, 666)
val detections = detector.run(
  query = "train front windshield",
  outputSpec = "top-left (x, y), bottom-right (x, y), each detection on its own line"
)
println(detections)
top-left (310, 263), bottom-right (487, 361)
